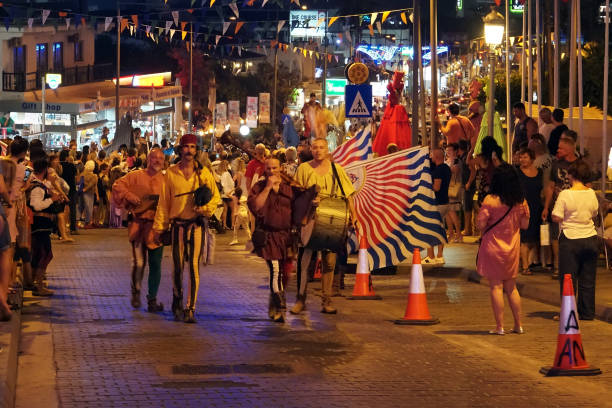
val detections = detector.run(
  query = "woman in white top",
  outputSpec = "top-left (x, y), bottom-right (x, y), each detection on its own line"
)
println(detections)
top-left (216, 160), bottom-right (235, 230)
top-left (551, 160), bottom-right (598, 320)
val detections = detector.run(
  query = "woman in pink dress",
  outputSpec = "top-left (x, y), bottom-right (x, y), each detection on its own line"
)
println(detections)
top-left (477, 164), bottom-right (530, 335)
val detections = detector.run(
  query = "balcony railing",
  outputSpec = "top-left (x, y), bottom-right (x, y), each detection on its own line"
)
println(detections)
top-left (2, 63), bottom-right (114, 92)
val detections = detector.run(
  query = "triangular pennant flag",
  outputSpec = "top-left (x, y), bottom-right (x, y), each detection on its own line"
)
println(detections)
top-left (229, 2), bottom-right (239, 18)
top-left (335, 55), bottom-right (339, 63)
top-left (238, 46), bottom-right (242, 56)
top-left (302, 49), bottom-right (306, 57)
top-left (376, 21), bottom-right (382, 34)
top-left (131, 14), bottom-right (138, 28)
top-left (381, 11), bottom-right (390, 23)
top-left (210, 0), bottom-right (217, 6)
top-left (28, 18), bottom-right (33, 29)
top-left (121, 18), bottom-right (129, 32)
top-left (315, 17), bottom-right (324, 27)
top-left (261, 0), bottom-right (269, 6)
top-left (223, 21), bottom-right (230, 35)
top-left (328, 16), bottom-right (339, 27)
top-left (146, 25), bottom-right (151, 34)
top-left (165, 20), bottom-right (172, 34)
top-left (157, 27), bottom-right (163, 35)
top-left (315, 52), bottom-right (319, 58)
top-left (181, 21), bottom-right (187, 39)
top-left (328, 54), bottom-right (332, 62)
top-left (41, 9), bottom-right (50, 25)
top-left (277, 20), bottom-right (285, 33)
top-left (59, 11), bottom-right (68, 17)
top-left (309, 50), bottom-right (313, 58)
top-left (371, 12), bottom-right (378, 24)
top-left (400, 12), bottom-right (407, 25)
top-left (291, 0), bottom-right (300, 5)
top-left (235, 21), bottom-right (244, 34)
top-left (172, 11), bottom-right (179, 26)
top-left (215, 35), bottom-right (221, 45)
top-left (247, 0), bottom-right (256, 5)
top-left (170, 29), bottom-right (176, 39)
top-left (368, 24), bottom-right (374, 36)
top-left (66, 18), bottom-right (71, 29)
top-left (105, 16), bottom-right (113, 31)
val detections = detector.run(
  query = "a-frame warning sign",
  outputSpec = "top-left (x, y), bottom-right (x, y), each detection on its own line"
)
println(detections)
top-left (345, 84), bottom-right (372, 118)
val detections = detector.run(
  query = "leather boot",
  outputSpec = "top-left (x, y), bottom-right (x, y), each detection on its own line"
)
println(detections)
top-left (321, 296), bottom-right (337, 314)
top-left (280, 291), bottom-right (287, 310)
top-left (172, 296), bottom-right (184, 321)
top-left (272, 293), bottom-right (284, 323)
top-left (146, 295), bottom-right (164, 312)
top-left (184, 308), bottom-right (196, 323)
top-left (131, 291), bottom-right (141, 308)
top-left (268, 294), bottom-right (277, 320)
top-left (290, 294), bottom-right (307, 315)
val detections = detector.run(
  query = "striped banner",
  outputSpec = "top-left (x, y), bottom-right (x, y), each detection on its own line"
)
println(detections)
top-left (332, 126), bottom-right (372, 167)
top-left (345, 146), bottom-right (446, 269)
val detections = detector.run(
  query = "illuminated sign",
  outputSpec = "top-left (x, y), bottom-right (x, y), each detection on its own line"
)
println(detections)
top-left (356, 45), bottom-right (449, 64)
top-left (511, 0), bottom-right (524, 13)
top-left (289, 10), bottom-right (326, 38)
top-left (456, 0), bottom-right (463, 11)
top-left (45, 73), bottom-right (62, 89)
top-left (113, 72), bottom-right (172, 87)
top-left (326, 78), bottom-right (347, 96)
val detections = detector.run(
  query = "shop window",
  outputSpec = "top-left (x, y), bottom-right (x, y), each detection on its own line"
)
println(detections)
top-left (74, 41), bottom-right (83, 62)
top-left (36, 43), bottom-right (48, 73)
top-left (53, 42), bottom-right (64, 71)
top-left (13, 46), bottom-right (26, 73)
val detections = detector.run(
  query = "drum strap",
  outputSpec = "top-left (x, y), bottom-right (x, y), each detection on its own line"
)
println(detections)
top-left (331, 162), bottom-right (346, 198)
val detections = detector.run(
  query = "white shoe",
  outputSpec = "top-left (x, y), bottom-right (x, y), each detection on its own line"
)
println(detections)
top-left (435, 257), bottom-right (445, 264)
top-left (229, 239), bottom-right (239, 246)
top-left (421, 256), bottom-right (436, 265)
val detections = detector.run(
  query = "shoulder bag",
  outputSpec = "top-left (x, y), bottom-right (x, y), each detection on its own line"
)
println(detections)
top-left (476, 205), bottom-right (513, 265)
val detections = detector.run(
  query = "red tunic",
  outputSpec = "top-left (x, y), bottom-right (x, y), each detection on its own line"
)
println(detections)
top-left (372, 104), bottom-right (412, 156)
top-left (247, 180), bottom-right (294, 260)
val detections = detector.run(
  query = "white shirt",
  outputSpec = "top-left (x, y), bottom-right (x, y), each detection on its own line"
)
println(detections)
top-left (552, 189), bottom-right (598, 239)
top-left (220, 171), bottom-right (235, 197)
top-left (539, 123), bottom-right (556, 142)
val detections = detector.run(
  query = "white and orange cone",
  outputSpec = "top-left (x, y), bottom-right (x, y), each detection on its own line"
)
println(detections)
top-left (540, 274), bottom-right (601, 376)
top-left (348, 235), bottom-right (381, 300)
top-left (394, 248), bottom-right (439, 325)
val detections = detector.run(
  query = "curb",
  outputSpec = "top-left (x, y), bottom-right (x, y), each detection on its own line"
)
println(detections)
top-left (0, 305), bottom-right (22, 408)
top-left (456, 267), bottom-right (612, 324)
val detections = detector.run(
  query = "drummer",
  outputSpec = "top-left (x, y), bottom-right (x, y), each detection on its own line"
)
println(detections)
top-left (291, 138), bottom-right (356, 315)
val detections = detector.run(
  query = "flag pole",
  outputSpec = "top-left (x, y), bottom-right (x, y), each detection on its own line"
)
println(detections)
top-left (569, 0), bottom-right (576, 130)
top-left (429, 0), bottom-right (438, 151)
top-left (527, 0), bottom-right (533, 117)
top-left (411, 0), bottom-right (420, 146)
top-left (554, 0), bottom-right (560, 108)
top-left (602, 0), bottom-right (610, 192)
top-left (577, 0), bottom-right (584, 154)
top-left (536, 0), bottom-right (542, 115)
top-left (506, 0), bottom-right (511, 159)
top-left (521, 1), bottom-right (526, 103)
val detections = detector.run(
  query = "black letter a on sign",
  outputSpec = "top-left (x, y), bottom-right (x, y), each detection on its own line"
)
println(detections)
top-left (564, 310), bottom-right (579, 333)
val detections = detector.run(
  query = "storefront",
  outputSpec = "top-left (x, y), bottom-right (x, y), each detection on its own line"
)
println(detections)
top-left (0, 74), bottom-right (181, 149)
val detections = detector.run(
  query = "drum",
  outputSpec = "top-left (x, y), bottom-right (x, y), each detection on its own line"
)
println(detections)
top-left (301, 197), bottom-right (350, 252)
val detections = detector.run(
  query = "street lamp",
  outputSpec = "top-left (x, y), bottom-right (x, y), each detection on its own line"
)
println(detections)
top-left (484, 8), bottom-right (504, 138)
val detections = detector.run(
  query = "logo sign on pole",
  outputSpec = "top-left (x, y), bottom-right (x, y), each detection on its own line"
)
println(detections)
top-left (215, 102), bottom-right (227, 134)
top-left (258, 93), bottom-right (270, 124)
top-left (246, 96), bottom-right (258, 128)
top-left (45, 73), bottom-right (62, 89)
top-left (345, 84), bottom-right (372, 118)
top-left (511, 0), bottom-right (524, 13)
top-left (228, 100), bottom-right (240, 133)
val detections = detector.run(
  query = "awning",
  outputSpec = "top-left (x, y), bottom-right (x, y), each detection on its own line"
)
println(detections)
top-left (0, 81), bottom-right (182, 115)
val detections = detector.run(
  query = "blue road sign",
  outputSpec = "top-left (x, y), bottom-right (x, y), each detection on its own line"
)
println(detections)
top-left (345, 84), bottom-right (372, 118)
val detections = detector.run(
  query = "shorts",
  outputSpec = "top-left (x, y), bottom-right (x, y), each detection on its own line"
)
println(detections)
top-left (437, 204), bottom-right (452, 219)
top-left (31, 232), bottom-right (53, 270)
top-left (604, 226), bottom-right (612, 240)
top-left (13, 245), bottom-right (32, 262)
top-left (463, 187), bottom-right (476, 212)
top-left (222, 197), bottom-right (233, 203)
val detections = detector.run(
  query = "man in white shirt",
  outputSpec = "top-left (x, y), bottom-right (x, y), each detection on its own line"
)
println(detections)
top-left (538, 108), bottom-right (556, 143)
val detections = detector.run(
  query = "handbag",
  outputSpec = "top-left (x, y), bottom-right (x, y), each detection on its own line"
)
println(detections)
top-left (540, 222), bottom-right (550, 246)
top-left (251, 228), bottom-right (267, 250)
top-left (476, 205), bottom-right (513, 265)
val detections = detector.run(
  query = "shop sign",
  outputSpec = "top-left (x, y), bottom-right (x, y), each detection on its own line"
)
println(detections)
top-left (45, 73), bottom-right (62, 90)
top-left (0, 100), bottom-right (80, 115)
top-left (246, 96), bottom-right (258, 128)
top-left (228, 100), bottom-right (240, 133)
top-left (290, 10), bottom-right (326, 38)
top-left (511, 0), bottom-right (524, 13)
top-left (153, 86), bottom-right (182, 100)
top-left (326, 79), bottom-right (347, 96)
top-left (258, 93), bottom-right (270, 124)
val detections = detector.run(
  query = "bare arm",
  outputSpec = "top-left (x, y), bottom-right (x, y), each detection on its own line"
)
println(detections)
top-left (433, 178), bottom-right (442, 192)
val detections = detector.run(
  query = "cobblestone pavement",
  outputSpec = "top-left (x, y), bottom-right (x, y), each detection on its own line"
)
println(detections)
top-left (21, 228), bottom-right (612, 407)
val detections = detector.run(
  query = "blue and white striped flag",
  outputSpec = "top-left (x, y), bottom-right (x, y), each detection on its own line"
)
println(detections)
top-left (345, 146), bottom-right (446, 269)
top-left (332, 126), bottom-right (372, 167)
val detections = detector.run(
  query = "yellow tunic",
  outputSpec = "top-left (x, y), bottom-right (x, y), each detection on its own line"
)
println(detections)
top-left (153, 164), bottom-right (220, 232)
top-left (294, 161), bottom-right (355, 198)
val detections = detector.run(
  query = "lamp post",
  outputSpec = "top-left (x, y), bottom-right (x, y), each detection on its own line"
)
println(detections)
top-left (484, 9), bottom-right (505, 138)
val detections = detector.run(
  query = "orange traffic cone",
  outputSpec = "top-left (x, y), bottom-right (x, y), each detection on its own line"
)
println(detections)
top-left (394, 248), bottom-right (439, 325)
top-left (348, 235), bottom-right (381, 300)
top-left (540, 274), bottom-right (601, 376)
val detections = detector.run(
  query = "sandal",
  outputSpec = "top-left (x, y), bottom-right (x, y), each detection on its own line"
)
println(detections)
top-left (488, 328), bottom-right (505, 335)
top-left (520, 268), bottom-right (533, 276)
top-left (508, 327), bottom-right (524, 334)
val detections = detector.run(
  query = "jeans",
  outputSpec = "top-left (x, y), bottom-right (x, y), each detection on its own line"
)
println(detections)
top-left (296, 248), bottom-right (337, 306)
top-left (79, 192), bottom-right (94, 224)
top-left (131, 241), bottom-right (163, 299)
top-left (558, 233), bottom-right (598, 319)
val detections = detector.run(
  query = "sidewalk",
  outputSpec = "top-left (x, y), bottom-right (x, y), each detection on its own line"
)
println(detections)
top-left (381, 240), bottom-right (612, 323)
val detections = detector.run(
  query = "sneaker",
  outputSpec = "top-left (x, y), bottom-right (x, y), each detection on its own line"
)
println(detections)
top-left (421, 256), bottom-right (436, 265)
top-left (229, 239), bottom-right (239, 246)
top-left (131, 293), bottom-right (141, 308)
top-left (184, 309), bottom-right (196, 323)
top-left (32, 286), bottom-right (54, 297)
top-left (434, 257), bottom-right (445, 264)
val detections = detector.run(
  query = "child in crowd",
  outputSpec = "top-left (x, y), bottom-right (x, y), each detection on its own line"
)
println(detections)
top-left (229, 187), bottom-right (251, 246)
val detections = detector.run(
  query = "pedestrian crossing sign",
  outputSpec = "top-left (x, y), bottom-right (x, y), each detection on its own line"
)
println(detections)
top-left (345, 84), bottom-right (372, 118)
